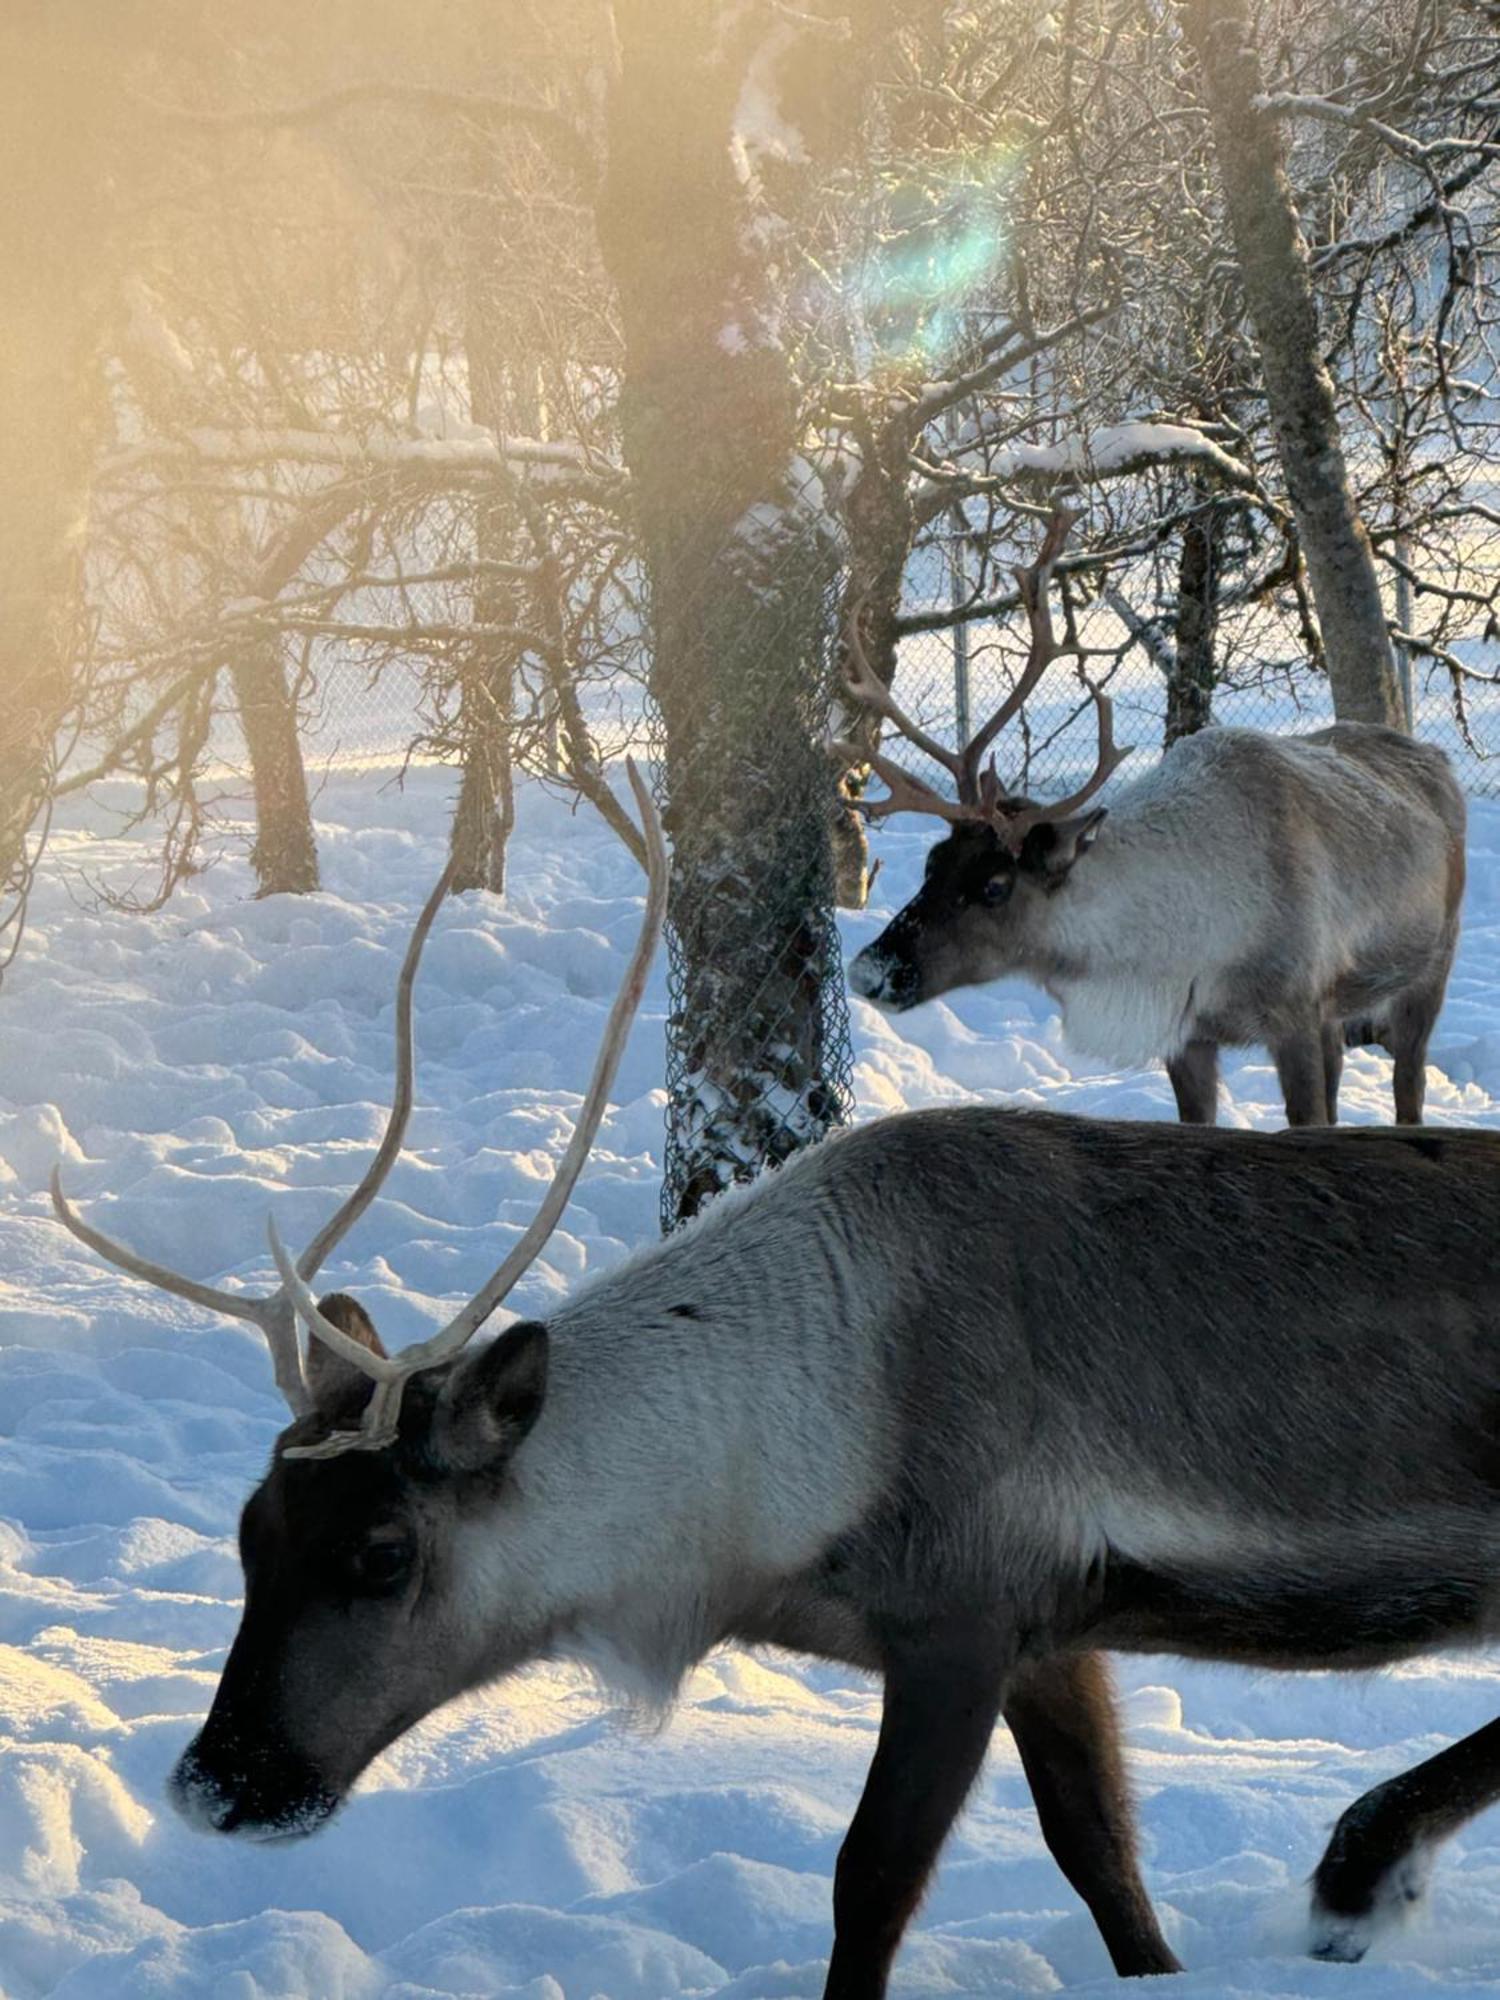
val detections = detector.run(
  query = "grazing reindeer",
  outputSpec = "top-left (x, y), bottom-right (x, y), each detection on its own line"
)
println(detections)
top-left (841, 514), bottom-right (1466, 1125)
top-left (53, 767), bottom-right (1500, 1996)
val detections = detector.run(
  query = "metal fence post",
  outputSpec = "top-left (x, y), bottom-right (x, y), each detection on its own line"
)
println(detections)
top-left (948, 518), bottom-right (971, 746)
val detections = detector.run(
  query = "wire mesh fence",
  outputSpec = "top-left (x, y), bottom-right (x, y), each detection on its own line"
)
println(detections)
top-left (167, 506), bottom-right (1500, 1231)
top-left (275, 534), bottom-right (1500, 807)
top-left (641, 558), bottom-right (857, 1231)
top-left (886, 532), bottom-right (1500, 808)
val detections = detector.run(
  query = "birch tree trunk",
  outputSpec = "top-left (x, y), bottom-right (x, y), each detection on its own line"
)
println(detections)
top-left (598, 0), bottom-right (864, 1223)
top-left (1181, 0), bottom-right (1404, 727)
top-left (448, 667), bottom-right (515, 896)
top-left (229, 640), bottom-right (321, 896)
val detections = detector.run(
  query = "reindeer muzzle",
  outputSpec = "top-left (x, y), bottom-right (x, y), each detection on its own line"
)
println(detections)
top-left (170, 1731), bottom-right (339, 1842)
top-left (849, 945), bottom-right (921, 1011)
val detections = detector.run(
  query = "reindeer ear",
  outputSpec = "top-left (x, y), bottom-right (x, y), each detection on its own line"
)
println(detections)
top-left (1024, 807), bottom-right (1107, 879)
top-left (306, 1293), bottom-right (389, 1415)
top-left (434, 1321), bottom-right (549, 1474)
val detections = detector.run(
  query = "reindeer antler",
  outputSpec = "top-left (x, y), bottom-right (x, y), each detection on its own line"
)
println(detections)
top-left (278, 758), bottom-right (669, 1458)
top-left (53, 756), bottom-right (669, 1457)
top-left (51, 857), bottom-right (458, 1416)
top-left (837, 510), bottom-right (1132, 853)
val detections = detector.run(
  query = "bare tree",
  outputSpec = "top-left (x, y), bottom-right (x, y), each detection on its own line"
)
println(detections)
top-left (593, 0), bottom-right (918, 1219)
top-left (1180, 0), bottom-right (1404, 725)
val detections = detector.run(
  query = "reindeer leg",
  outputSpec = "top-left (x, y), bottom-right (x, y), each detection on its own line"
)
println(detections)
top-left (1166, 1039), bottom-right (1220, 1124)
top-left (1321, 1019), bottom-right (1344, 1125)
top-left (1310, 1717), bottom-right (1500, 1962)
top-left (1005, 1653), bottom-right (1182, 1976)
top-left (1387, 984), bottom-right (1441, 1125)
top-left (1273, 1025), bottom-right (1331, 1127)
top-left (823, 1623), bottom-right (1009, 2000)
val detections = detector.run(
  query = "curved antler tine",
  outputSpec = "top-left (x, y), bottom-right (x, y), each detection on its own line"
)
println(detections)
top-left (295, 857), bottom-right (457, 1283)
top-left (51, 1165), bottom-right (265, 1324)
top-left (289, 760), bottom-right (671, 1461)
top-left (997, 686), bottom-right (1134, 853)
top-left (281, 761), bottom-right (670, 1462)
top-left (410, 756), bottom-right (668, 1359)
top-left (267, 1216), bottom-right (399, 1382)
top-left (837, 513), bottom-right (1085, 823)
top-left (50, 861), bottom-right (458, 1430)
top-left (846, 747), bottom-right (988, 824)
top-left (51, 1166), bottom-right (311, 1415)
top-left (1034, 504), bottom-right (1080, 572)
top-left (958, 507), bottom-right (1081, 796)
top-left (840, 596), bottom-right (964, 780)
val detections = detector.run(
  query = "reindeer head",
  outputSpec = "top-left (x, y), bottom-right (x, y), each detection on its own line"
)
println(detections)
top-left (171, 1300), bottom-right (553, 1838)
top-left (53, 765), bottom-right (667, 1839)
top-left (835, 512), bottom-right (1128, 1013)
top-left (849, 807), bottom-right (1108, 1011)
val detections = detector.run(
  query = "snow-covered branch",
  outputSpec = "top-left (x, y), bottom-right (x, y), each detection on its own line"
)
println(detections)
top-left (1101, 584), bottom-right (1176, 676)
top-left (1252, 91), bottom-right (1500, 169)
top-left (98, 431), bottom-right (627, 503)
top-left (1313, 138), bottom-right (1500, 268)
top-left (154, 83), bottom-right (599, 190)
top-left (914, 422), bottom-right (1260, 520)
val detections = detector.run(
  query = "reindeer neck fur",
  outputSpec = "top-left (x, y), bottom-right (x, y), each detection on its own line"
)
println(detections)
top-left (1035, 740), bottom-right (1248, 1062)
top-left (451, 1140), bottom-right (894, 1712)
top-left (1038, 729), bottom-right (1401, 1065)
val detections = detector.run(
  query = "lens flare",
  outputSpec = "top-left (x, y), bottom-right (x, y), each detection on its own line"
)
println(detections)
top-left (851, 144), bottom-right (1026, 372)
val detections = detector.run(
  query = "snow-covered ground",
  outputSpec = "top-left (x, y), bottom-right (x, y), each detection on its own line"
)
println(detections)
top-left (2, 764), bottom-right (1500, 1999)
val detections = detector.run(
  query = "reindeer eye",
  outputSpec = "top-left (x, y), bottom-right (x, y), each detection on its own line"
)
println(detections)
top-left (346, 1537), bottom-right (414, 1594)
top-left (979, 874), bottom-right (1014, 907)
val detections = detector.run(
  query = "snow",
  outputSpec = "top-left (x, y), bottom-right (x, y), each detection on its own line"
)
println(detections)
top-left (98, 431), bottom-right (621, 488)
top-left (2, 763), bottom-right (1500, 1997)
top-left (937, 421), bottom-right (1257, 490)
top-left (728, 17), bottom-right (810, 188)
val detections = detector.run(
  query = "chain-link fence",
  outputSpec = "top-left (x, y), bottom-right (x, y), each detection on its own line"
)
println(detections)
top-left (642, 557), bottom-right (857, 1230)
top-left (886, 531), bottom-right (1500, 808)
top-left (280, 530), bottom-right (1500, 807)
top-left (177, 511), bottom-right (1497, 1236)
top-left (223, 501), bottom-right (860, 1236)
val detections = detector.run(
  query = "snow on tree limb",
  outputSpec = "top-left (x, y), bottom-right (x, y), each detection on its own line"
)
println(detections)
top-left (1251, 92), bottom-right (1500, 169)
top-left (97, 429), bottom-right (627, 500)
top-left (915, 422), bottom-right (1260, 514)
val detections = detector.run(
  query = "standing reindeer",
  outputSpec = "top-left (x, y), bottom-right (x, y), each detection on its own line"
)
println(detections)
top-left (841, 515), bottom-right (1466, 1125)
top-left (53, 766), bottom-right (1500, 1997)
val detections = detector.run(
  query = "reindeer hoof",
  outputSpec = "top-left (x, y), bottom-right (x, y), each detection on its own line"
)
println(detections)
top-left (1308, 1843), bottom-right (1433, 1964)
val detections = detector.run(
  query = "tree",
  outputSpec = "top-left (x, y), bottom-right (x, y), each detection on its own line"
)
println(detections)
top-left (1180, 0), bottom-right (1405, 726)
top-left (594, 0), bottom-right (908, 1220)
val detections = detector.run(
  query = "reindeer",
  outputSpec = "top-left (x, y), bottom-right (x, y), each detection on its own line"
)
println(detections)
top-left (840, 514), bottom-right (1466, 1126)
top-left (52, 765), bottom-right (1500, 1997)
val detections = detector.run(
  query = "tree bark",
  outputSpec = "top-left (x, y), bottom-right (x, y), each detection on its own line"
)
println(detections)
top-left (449, 680), bottom-right (515, 895)
top-left (831, 418), bottom-right (918, 908)
top-left (598, 0), bottom-right (862, 1224)
top-left (229, 640), bottom-right (320, 896)
top-left (1166, 500), bottom-right (1221, 743)
top-left (1181, 0), bottom-right (1403, 727)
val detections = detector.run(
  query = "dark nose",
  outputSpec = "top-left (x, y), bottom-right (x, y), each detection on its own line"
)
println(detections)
top-left (170, 1731), bottom-right (338, 1841)
top-left (848, 947), bottom-right (919, 1010)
